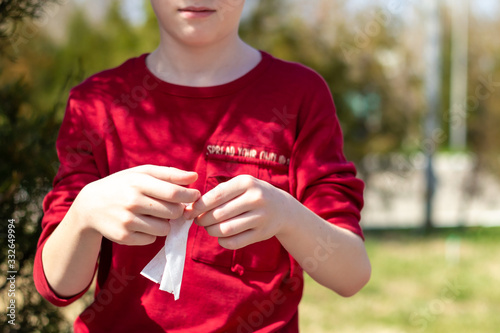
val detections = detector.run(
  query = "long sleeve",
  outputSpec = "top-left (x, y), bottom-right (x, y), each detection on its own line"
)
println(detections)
top-left (33, 92), bottom-right (101, 306)
top-left (289, 71), bottom-right (365, 240)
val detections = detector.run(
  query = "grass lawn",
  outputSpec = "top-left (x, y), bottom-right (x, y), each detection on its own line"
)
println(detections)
top-left (299, 227), bottom-right (500, 333)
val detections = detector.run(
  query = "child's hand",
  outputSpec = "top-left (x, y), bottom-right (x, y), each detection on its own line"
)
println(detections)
top-left (72, 165), bottom-right (200, 246)
top-left (183, 175), bottom-right (292, 250)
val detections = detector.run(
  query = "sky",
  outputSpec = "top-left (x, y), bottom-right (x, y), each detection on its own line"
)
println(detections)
top-left (469, 0), bottom-right (500, 20)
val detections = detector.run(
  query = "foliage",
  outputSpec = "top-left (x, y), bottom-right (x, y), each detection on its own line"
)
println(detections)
top-left (0, 1), bottom-right (67, 332)
top-left (0, 0), bottom-right (52, 37)
top-left (0, 77), bottom-right (69, 333)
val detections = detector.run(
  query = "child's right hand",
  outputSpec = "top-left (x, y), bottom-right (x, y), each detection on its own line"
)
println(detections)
top-left (71, 165), bottom-right (200, 246)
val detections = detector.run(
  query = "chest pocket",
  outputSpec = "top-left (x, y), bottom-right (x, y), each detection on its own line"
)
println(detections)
top-left (191, 156), bottom-right (289, 275)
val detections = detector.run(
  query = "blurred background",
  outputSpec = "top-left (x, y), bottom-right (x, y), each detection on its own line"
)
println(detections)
top-left (1, 0), bottom-right (499, 332)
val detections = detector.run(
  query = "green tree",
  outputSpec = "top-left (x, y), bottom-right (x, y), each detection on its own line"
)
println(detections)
top-left (0, 0), bottom-right (51, 39)
top-left (1, 2), bottom-right (74, 331)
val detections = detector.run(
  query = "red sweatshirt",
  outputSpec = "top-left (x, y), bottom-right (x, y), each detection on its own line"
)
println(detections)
top-left (34, 51), bottom-right (364, 332)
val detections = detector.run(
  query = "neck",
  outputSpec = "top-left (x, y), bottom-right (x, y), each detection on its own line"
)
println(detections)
top-left (146, 33), bottom-right (261, 87)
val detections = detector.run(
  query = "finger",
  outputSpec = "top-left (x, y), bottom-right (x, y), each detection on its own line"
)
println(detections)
top-left (204, 212), bottom-right (259, 238)
top-left (218, 229), bottom-right (261, 250)
top-left (184, 176), bottom-right (252, 219)
top-left (118, 232), bottom-right (157, 246)
top-left (134, 174), bottom-right (201, 203)
top-left (129, 215), bottom-right (171, 237)
top-left (132, 164), bottom-right (199, 186)
top-left (195, 194), bottom-right (251, 227)
top-left (134, 196), bottom-right (185, 220)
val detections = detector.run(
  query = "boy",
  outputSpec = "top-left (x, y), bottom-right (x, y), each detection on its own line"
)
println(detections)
top-left (34, 1), bottom-right (371, 332)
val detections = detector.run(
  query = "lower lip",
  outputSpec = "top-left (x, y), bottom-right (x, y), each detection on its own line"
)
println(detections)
top-left (178, 10), bottom-right (216, 19)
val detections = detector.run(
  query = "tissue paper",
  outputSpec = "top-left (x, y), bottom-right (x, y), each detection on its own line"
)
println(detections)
top-left (141, 216), bottom-right (194, 300)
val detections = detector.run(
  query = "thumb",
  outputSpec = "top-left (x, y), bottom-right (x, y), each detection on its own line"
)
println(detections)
top-left (132, 165), bottom-right (198, 185)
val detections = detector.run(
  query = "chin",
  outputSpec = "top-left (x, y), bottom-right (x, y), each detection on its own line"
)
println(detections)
top-left (176, 29), bottom-right (224, 47)
top-left (178, 36), bottom-right (217, 48)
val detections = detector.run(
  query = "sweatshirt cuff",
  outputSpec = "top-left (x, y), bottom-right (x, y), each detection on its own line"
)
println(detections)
top-left (328, 216), bottom-right (365, 241)
top-left (33, 239), bottom-right (91, 307)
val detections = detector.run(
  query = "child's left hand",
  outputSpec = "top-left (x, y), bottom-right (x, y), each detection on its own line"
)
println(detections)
top-left (183, 174), bottom-right (293, 250)
top-left (184, 175), bottom-right (371, 297)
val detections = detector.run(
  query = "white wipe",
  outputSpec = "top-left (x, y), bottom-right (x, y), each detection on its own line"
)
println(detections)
top-left (140, 216), bottom-right (193, 300)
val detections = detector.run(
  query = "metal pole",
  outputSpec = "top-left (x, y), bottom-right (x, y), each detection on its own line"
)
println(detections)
top-left (423, 0), bottom-right (442, 232)
top-left (449, 0), bottom-right (469, 150)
